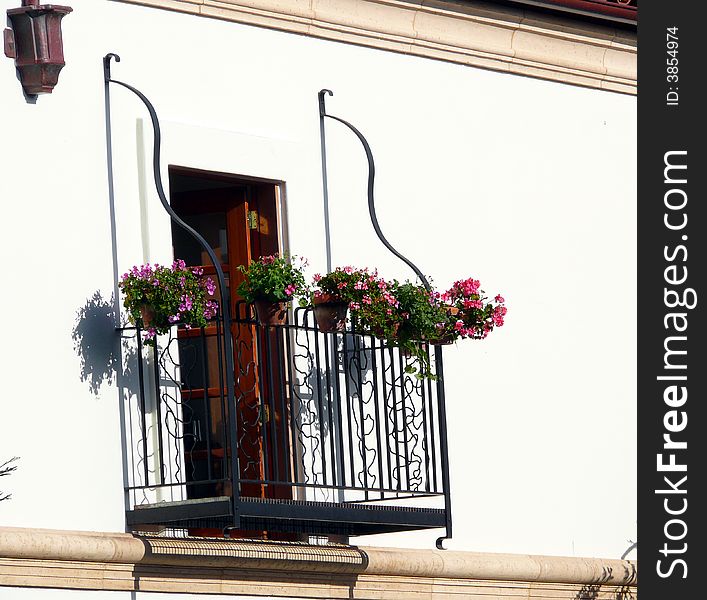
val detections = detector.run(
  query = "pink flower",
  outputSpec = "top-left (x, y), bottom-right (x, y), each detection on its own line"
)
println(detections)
top-left (383, 292), bottom-right (398, 307)
top-left (178, 294), bottom-right (193, 312)
top-left (349, 302), bottom-right (361, 310)
top-left (362, 296), bottom-right (372, 305)
top-left (495, 294), bottom-right (505, 303)
top-left (463, 299), bottom-right (483, 309)
top-left (285, 284), bottom-right (297, 296)
top-left (313, 273), bottom-right (322, 283)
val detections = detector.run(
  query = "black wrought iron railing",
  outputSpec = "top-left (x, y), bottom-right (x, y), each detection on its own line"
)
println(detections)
top-left (121, 305), bottom-right (450, 538)
top-left (106, 55), bottom-right (452, 544)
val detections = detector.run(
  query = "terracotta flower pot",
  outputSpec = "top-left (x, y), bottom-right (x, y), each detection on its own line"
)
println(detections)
top-left (313, 294), bottom-right (348, 333)
top-left (254, 299), bottom-right (288, 325)
top-left (427, 333), bottom-right (456, 346)
top-left (371, 321), bottom-right (400, 340)
top-left (139, 304), bottom-right (157, 328)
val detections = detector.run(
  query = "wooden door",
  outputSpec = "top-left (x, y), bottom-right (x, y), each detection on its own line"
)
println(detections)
top-left (169, 170), bottom-right (291, 536)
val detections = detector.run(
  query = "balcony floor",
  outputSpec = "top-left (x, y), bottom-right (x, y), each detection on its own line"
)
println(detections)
top-left (127, 496), bottom-right (446, 536)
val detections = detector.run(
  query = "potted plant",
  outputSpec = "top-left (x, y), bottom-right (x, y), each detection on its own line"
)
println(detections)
top-left (390, 281), bottom-right (450, 378)
top-left (321, 267), bottom-right (402, 339)
top-left (237, 254), bottom-right (308, 325)
top-left (441, 277), bottom-right (507, 339)
top-left (309, 266), bottom-right (365, 333)
top-left (119, 259), bottom-right (219, 344)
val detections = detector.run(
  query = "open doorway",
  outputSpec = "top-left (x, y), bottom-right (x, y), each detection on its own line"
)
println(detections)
top-left (169, 166), bottom-right (292, 538)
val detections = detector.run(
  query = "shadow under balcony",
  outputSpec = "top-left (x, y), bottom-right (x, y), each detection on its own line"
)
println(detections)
top-left (119, 305), bottom-right (451, 539)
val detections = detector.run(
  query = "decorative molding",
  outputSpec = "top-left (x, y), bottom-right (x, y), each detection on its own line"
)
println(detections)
top-left (0, 527), bottom-right (637, 598)
top-left (114, 0), bottom-right (636, 94)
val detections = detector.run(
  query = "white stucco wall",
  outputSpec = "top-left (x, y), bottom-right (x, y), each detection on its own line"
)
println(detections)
top-left (0, 0), bottom-right (636, 560)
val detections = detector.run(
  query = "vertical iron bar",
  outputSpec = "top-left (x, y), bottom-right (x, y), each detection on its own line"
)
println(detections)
top-left (152, 343), bottom-right (166, 485)
top-left (353, 334), bottom-right (368, 499)
top-left (427, 351), bottom-right (438, 493)
top-left (256, 326), bottom-right (271, 486)
top-left (380, 341), bottom-right (393, 495)
top-left (388, 346), bottom-right (402, 493)
top-left (284, 320), bottom-right (300, 487)
top-left (333, 333), bottom-right (347, 490)
top-left (264, 327), bottom-right (281, 484)
top-left (104, 53), bottom-right (133, 514)
top-left (276, 327), bottom-right (291, 485)
top-left (312, 318), bottom-right (328, 486)
top-left (342, 333), bottom-right (356, 490)
top-left (215, 317), bottom-right (228, 483)
top-left (434, 346), bottom-right (453, 549)
top-left (322, 327), bottom-right (337, 488)
top-left (135, 329), bottom-right (150, 487)
top-left (318, 89), bottom-right (333, 274)
top-left (369, 334), bottom-right (385, 499)
top-left (200, 327), bottom-right (213, 483)
top-left (398, 349), bottom-right (411, 491)
top-left (420, 344), bottom-right (431, 493)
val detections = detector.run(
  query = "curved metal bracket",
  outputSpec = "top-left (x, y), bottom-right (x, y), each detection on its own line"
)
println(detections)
top-left (319, 90), bottom-right (452, 548)
top-left (319, 89), bottom-right (430, 291)
top-left (104, 54), bottom-right (241, 528)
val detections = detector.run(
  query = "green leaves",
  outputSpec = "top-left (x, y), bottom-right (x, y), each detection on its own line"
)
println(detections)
top-left (119, 261), bottom-right (218, 342)
top-left (237, 255), bottom-right (308, 303)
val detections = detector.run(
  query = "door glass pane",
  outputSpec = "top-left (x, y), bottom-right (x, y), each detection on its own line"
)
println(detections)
top-left (172, 212), bottom-right (228, 266)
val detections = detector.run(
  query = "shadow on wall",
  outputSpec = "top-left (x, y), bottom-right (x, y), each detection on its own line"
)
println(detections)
top-left (71, 291), bottom-right (122, 395)
top-left (575, 583), bottom-right (635, 599)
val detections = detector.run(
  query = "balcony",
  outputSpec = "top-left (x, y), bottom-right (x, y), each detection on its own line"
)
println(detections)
top-left (120, 303), bottom-right (451, 539)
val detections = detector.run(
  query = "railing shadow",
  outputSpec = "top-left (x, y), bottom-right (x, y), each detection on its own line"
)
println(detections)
top-left (71, 290), bottom-right (141, 400)
top-left (71, 291), bottom-right (121, 396)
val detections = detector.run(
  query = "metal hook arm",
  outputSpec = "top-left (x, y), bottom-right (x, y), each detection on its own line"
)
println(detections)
top-left (318, 88), bottom-right (333, 117)
top-left (323, 109), bottom-right (431, 290)
top-left (103, 53), bottom-right (120, 83)
top-left (104, 54), bottom-right (241, 529)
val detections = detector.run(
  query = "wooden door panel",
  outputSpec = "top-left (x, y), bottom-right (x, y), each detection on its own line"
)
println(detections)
top-left (170, 176), bottom-right (292, 517)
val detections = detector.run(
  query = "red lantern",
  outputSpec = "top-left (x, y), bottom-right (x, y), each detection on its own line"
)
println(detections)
top-left (4, 0), bottom-right (72, 95)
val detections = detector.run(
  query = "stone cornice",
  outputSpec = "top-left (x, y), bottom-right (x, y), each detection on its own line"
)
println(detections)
top-left (114, 0), bottom-right (636, 94)
top-left (1, 526), bottom-right (637, 597)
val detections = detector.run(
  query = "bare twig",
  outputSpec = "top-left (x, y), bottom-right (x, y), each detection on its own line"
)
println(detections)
top-left (0, 457), bottom-right (19, 502)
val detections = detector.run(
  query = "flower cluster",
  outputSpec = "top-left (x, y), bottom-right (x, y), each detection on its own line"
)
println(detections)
top-left (311, 267), bottom-right (402, 339)
top-left (308, 268), bottom-right (507, 378)
top-left (392, 281), bottom-right (449, 378)
top-left (237, 254), bottom-right (308, 303)
top-left (119, 259), bottom-right (218, 342)
top-left (442, 277), bottom-right (507, 339)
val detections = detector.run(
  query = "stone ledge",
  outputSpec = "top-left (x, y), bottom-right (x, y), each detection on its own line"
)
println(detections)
top-left (114, 0), bottom-right (636, 94)
top-left (1, 526), bottom-right (637, 594)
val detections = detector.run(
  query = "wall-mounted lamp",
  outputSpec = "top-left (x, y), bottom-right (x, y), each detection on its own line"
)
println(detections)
top-left (4, 0), bottom-right (72, 95)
